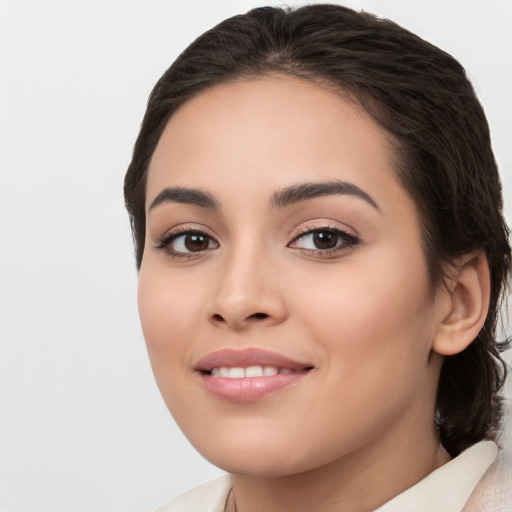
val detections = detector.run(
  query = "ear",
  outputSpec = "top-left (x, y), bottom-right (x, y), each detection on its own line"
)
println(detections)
top-left (433, 251), bottom-right (491, 356)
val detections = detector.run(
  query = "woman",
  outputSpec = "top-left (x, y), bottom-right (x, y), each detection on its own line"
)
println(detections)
top-left (124, 5), bottom-right (511, 511)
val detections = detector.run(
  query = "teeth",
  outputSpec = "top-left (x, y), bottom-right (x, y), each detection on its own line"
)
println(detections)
top-left (229, 367), bottom-right (245, 378)
top-left (245, 365), bottom-right (264, 377)
top-left (209, 365), bottom-right (296, 378)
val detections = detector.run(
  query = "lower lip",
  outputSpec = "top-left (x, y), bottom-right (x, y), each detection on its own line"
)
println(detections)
top-left (200, 372), bottom-right (309, 402)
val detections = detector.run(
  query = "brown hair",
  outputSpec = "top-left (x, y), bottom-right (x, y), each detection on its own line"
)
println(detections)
top-left (124, 4), bottom-right (511, 456)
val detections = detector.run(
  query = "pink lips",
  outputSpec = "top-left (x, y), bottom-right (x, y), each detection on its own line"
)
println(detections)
top-left (195, 348), bottom-right (313, 402)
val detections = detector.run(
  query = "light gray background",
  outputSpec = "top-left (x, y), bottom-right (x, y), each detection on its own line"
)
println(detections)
top-left (1, 1), bottom-right (511, 511)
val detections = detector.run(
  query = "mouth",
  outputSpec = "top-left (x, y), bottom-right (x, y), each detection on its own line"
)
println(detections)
top-left (208, 365), bottom-right (303, 378)
top-left (194, 348), bottom-right (314, 402)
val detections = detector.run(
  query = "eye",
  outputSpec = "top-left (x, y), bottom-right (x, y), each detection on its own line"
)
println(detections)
top-left (156, 229), bottom-right (218, 256)
top-left (289, 227), bottom-right (358, 254)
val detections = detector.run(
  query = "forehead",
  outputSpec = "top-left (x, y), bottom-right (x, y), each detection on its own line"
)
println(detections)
top-left (146, 75), bottom-right (404, 210)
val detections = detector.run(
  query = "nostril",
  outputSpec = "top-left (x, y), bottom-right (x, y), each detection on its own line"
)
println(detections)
top-left (209, 310), bottom-right (274, 327)
top-left (251, 312), bottom-right (269, 320)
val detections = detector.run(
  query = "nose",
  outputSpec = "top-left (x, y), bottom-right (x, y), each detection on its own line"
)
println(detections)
top-left (206, 246), bottom-right (288, 331)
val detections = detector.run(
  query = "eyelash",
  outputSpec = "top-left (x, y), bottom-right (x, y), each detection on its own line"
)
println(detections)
top-left (154, 224), bottom-right (359, 259)
top-left (154, 227), bottom-right (218, 259)
top-left (288, 225), bottom-right (359, 256)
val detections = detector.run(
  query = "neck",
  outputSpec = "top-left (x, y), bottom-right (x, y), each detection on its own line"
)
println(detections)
top-left (227, 422), bottom-right (450, 512)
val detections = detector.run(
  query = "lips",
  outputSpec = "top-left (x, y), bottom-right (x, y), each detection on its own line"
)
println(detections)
top-left (211, 365), bottom-right (297, 378)
top-left (194, 348), bottom-right (314, 402)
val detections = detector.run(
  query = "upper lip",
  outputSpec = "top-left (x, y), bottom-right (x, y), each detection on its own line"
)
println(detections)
top-left (194, 348), bottom-right (313, 372)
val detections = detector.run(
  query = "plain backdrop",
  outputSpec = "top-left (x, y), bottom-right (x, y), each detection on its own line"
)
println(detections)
top-left (1, 1), bottom-right (511, 511)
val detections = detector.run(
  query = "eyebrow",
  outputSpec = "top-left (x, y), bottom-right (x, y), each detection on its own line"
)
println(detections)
top-left (149, 180), bottom-right (379, 212)
top-left (149, 187), bottom-right (219, 211)
top-left (270, 180), bottom-right (380, 211)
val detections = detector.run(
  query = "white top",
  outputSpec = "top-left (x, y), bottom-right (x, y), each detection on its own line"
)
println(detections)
top-left (153, 441), bottom-right (510, 512)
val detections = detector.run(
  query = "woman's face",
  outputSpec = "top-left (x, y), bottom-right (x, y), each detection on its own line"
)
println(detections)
top-left (138, 76), bottom-right (446, 476)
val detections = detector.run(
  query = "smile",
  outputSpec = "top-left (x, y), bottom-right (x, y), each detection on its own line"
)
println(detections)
top-left (210, 366), bottom-right (300, 378)
top-left (195, 348), bottom-right (313, 402)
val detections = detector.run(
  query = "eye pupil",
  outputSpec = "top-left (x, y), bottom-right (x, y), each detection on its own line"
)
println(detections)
top-left (313, 231), bottom-right (338, 249)
top-left (185, 233), bottom-right (209, 252)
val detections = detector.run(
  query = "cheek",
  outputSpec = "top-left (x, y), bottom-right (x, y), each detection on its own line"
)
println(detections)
top-left (137, 268), bottom-right (200, 418)
top-left (137, 265), bottom-right (192, 368)
top-left (292, 247), bottom-right (436, 370)
top-left (281, 258), bottom-right (437, 450)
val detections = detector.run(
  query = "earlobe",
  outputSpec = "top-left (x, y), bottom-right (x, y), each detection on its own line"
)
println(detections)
top-left (433, 251), bottom-right (491, 356)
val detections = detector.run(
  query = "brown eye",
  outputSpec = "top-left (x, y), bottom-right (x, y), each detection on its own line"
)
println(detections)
top-left (289, 227), bottom-right (359, 254)
top-left (183, 233), bottom-right (211, 252)
top-left (158, 230), bottom-right (218, 255)
top-left (312, 231), bottom-right (339, 249)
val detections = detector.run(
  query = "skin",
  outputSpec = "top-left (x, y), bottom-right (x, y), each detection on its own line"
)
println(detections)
top-left (139, 76), bottom-right (459, 512)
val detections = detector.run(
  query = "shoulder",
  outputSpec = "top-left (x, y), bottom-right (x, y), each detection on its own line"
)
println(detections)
top-left (152, 475), bottom-right (232, 512)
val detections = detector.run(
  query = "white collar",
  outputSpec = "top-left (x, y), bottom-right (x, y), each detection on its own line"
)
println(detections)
top-left (374, 441), bottom-right (498, 512)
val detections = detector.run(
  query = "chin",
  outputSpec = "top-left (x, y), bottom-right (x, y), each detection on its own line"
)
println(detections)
top-left (184, 423), bottom-right (357, 479)
top-left (203, 448), bottom-right (312, 478)
top-left (181, 424), bottom-right (311, 477)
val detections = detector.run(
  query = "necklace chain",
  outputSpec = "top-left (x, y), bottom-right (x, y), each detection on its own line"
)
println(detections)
top-left (225, 486), bottom-right (237, 512)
